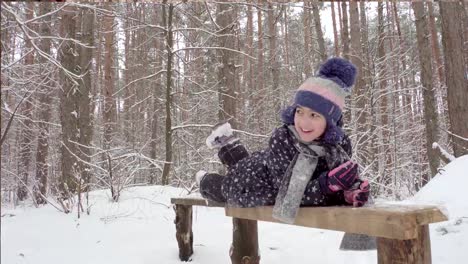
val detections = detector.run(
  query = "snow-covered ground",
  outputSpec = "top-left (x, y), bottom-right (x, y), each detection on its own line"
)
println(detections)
top-left (2, 155), bottom-right (468, 264)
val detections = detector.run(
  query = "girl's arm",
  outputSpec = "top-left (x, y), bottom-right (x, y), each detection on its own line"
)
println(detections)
top-left (339, 134), bottom-right (353, 158)
top-left (266, 126), bottom-right (297, 187)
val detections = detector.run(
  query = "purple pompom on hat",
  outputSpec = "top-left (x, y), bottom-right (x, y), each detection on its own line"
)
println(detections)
top-left (281, 57), bottom-right (357, 144)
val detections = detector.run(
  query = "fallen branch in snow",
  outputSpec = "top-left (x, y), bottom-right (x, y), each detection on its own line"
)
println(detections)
top-left (432, 142), bottom-right (455, 164)
top-left (1, 213), bottom-right (16, 218)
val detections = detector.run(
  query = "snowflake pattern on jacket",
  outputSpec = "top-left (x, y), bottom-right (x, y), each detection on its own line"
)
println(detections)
top-left (209, 124), bottom-right (352, 207)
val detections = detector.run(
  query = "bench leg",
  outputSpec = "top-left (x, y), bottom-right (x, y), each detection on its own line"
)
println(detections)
top-left (174, 204), bottom-right (193, 261)
top-left (377, 225), bottom-right (431, 264)
top-left (230, 218), bottom-right (260, 264)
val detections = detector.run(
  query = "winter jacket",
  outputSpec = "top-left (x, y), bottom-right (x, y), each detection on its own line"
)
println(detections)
top-left (221, 124), bottom-right (352, 207)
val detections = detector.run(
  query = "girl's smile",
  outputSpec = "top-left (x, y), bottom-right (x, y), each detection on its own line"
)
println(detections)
top-left (294, 106), bottom-right (327, 142)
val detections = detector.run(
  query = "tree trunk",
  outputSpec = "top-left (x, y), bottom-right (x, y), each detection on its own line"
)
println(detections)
top-left (341, 2), bottom-right (350, 59)
top-left (34, 2), bottom-right (52, 204)
top-left (311, 2), bottom-right (326, 61)
top-left (391, 2), bottom-right (413, 125)
top-left (303, 2), bottom-right (312, 76)
top-left (103, 5), bottom-right (116, 151)
top-left (349, 1), bottom-right (368, 166)
top-left (358, 1), bottom-right (375, 173)
top-left (77, 8), bottom-right (95, 191)
top-left (242, 4), bottom-right (254, 131)
top-left (161, 2), bottom-right (174, 186)
top-left (427, 2), bottom-right (445, 87)
top-left (282, 6), bottom-right (290, 70)
top-left (412, 1), bottom-right (440, 177)
top-left (123, 5), bottom-right (134, 144)
top-left (462, 2), bottom-right (468, 76)
top-left (376, 1), bottom-right (389, 188)
top-left (439, 1), bottom-right (468, 156)
top-left (216, 1), bottom-right (238, 127)
top-left (59, 6), bottom-right (79, 195)
top-left (340, 1), bottom-right (351, 126)
top-left (331, 1), bottom-right (340, 57)
top-left (150, 5), bottom-right (164, 185)
top-left (17, 2), bottom-right (35, 201)
top-left (338, 0), bottom-right (342, 38)
top-left (256, 4), bottom-right (264, 131)
top-left (267, 3), bottom-right (280, 116)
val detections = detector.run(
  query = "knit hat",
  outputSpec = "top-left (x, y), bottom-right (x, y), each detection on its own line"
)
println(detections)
top-left (281, 57), bottom-right (357, 144)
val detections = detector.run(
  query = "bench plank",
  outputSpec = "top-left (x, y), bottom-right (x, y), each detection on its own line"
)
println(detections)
top-left (171, 197), bottom-right (225, 207)
top-left (225, 204), bottom-right (447, 240)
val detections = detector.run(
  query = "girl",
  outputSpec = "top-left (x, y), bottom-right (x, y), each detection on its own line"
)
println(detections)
top-left (197, 58), bottom-right (369, 221)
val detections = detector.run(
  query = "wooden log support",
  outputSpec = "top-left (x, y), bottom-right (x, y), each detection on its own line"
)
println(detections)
top-left (377, 225), bottom-right (431, 264)
top-left (230, 218), bottom-right (260, 264)
top-left (174, 204), bottom-right (193, 261)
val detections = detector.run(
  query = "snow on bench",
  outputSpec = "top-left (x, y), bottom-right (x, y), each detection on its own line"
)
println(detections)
top-left (171, 197), bottom-right (447, 264)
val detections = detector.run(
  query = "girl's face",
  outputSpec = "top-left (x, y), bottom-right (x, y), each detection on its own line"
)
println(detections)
top-left (294, 106), bottom-right (327, 142)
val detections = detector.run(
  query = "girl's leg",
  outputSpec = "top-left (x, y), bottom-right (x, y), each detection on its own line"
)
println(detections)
top-left (199, 173), bottom-right (226, 203)
top-left (199, 142), bottom-right (248, 203)
top-left (218, 141), bottom-right (249, 167)
top-left (200, 121), bottom-right (249, 202)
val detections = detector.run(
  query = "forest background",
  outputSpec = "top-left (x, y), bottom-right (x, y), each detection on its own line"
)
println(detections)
top-left (1, 1), bottom-right (467, 212)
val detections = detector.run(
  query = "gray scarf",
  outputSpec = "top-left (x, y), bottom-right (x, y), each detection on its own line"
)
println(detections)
top-left (272, 126), bottom-right (350, 224)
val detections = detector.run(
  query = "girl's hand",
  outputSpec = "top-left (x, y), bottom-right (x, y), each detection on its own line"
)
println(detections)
top-left (344, 179), bottom-right (370, 207)
top-left (326, 160), bottom-right (359, 192)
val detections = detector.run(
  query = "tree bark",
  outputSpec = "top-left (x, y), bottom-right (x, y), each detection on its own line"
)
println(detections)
top-left (256, 4), bottom-right (264, 131)
top-left (267, 3), bottom-right (280, 116)
top-left (59, 6), bottom-right (79, 195)
top-left (439, 1), bottom-right (468, 156)
top-left (311, 2), bottom-right (326, 61)
top-left (349, 1), bottom-right (368, 166)
top-left (17, 2), bottom-right (35, 201)
top-left (123, 5), bottom-right (134, 144)
top-left (376, 1), bottom-right (389, 187)
top-left (77, 8), bottom-right (95, 191)
top-left (34, 2), bottom-right (53, 204)
top-left (242, 4), bottom-right (254, 131)
top-left (215, 2), bottom-right (238, 127)
top-left (412, 1), bottom-right (440, 178)
top-left (282, 6), bottom-right (290, 70)
top-left (331, 1), bottom-right (339, 57)
top-left (462, 2), bottom-right (468, 76)
top-left (303, 2), bottom-right (312, 76)
top-left (161, 2), bottom-right (174, 186)
top-left (391, 2), bottom-right (413, 125)
top-left (103, 5), bottom-right (116, 151)
top-left (341, 2), bottom-right (350, 59)
top-left (150, 5), bottom-right (164, 184)
top-left (427, 2), bottom-right (445, 87)
top-left (340, 1), bottom-right (351, 125)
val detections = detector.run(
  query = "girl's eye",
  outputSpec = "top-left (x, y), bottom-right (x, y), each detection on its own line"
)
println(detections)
top-left (311, 113), bottom-right (317, 118)
top-left (296, 109), bottom-right (303, 114)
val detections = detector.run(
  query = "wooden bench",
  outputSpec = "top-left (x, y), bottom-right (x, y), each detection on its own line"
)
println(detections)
top-left (171, 197), bottom-right (447, 264)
